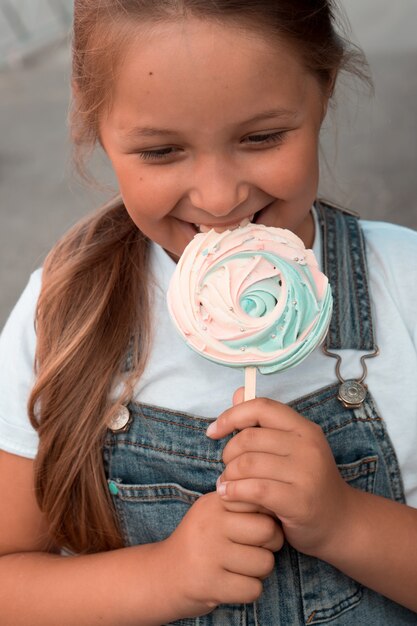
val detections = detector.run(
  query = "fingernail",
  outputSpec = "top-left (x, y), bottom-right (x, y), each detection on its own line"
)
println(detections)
top-left (216, 475), bottom-right (223, 488)
top-left (206, 421), bottom-right (218, 437)
top-left (217, 482), bottom-right (228, 496)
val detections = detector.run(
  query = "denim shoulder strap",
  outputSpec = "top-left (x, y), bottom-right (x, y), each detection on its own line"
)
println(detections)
top-left (315, 200), bottom-right (376, 351)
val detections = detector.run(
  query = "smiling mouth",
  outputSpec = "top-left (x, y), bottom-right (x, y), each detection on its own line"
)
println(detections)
top-left (193, 207), bottom-right (267, 234)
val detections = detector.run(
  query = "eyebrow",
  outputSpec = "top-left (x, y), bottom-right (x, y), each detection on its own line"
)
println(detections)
top-left (121, 108), bottom-right (298, 139)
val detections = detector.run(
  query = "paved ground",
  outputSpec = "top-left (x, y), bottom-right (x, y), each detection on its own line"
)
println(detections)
top-left (1, 3), bottom-right (417, 327)
top-left (0, 0), bottom-right (72, 68)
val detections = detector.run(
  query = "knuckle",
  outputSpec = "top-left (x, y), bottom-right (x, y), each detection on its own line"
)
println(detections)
top-left (239, 427), bottom-right (256, 450)
top-left (309, 441), bottom-right (326, 468)
top-left (237, 452), bottom-right (255, 474)
top-left (246, 579), bottom-right (264, 602)
top-left (251, 479), bottom-right (268, 501)
top-left (257, 396), bottom-right (272, 412)
top-left (270, 532), bottom-right (285, 552)
top-left (206, 599), bottom-right (220, 611)
top-left (262, 549), bottom-right (276, 575)
top-left (206, 588), bottom-right (223, 609)
top-left (205, 595), bottom-right (224, 612)
top-left (260, 515), bottom-right (278, 540)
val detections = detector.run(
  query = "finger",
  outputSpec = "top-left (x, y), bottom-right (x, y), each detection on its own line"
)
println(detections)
top-left (221, 500), bottom-right (275, 515)
top-left (221, 427), bottom-right (297, 465)
top-left (218, 475), bottom-right (275, 514)
top-left (206, 397), bottom-right (307, 439)
top-left (225, 543), bottom-right (275, 580)
top-left (233, 387), bottom-right (245, 406)
top-left (225, 511), bottom-right (284, 552)
top-left (218, 478), bottom-right (293, 517)
top-left (216, 573), bottom-right (264, 606)
top-left (220, 452), bottom-right (293, 485)
top-left (263, 523), bottom-right (285, 553)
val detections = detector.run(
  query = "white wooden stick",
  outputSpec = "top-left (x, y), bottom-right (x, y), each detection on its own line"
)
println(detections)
top-left (244, 367), bottom-right (257, 401)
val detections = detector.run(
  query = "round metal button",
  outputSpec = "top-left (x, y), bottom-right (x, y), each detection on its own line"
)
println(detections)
top-left (338, 380), bottom-right (367, 409)
top-left (107, 405), bottom-right (131, 432)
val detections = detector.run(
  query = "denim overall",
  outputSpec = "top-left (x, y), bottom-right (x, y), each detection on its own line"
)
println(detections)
top-left (103, 202), bottom-right (417, 625)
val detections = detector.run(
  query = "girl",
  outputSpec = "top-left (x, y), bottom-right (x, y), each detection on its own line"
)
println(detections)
top-left (1, 1), bottom-right (417, 624)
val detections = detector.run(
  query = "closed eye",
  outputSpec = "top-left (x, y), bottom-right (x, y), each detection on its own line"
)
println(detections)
top-left (137, 130), bottom-right (288, 161)
top-left (138, 147), bottom-right (177, 161)
top-left (242, 131), bottom-right (287, 146)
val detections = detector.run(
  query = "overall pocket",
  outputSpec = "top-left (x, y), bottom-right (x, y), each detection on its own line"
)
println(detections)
top-left (297, 455), bottom-right (378, 625)
top-left (108, 479), bottom-right (248, 626)
top-left (108, 480), bottom-right (202, 545)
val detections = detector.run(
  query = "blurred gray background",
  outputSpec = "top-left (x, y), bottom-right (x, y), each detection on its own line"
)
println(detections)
top-left (1, 0), bottom-right (417, 328)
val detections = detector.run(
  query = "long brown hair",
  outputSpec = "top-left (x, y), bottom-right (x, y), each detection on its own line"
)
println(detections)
top-left (29, 0), bottom-right (369, 554)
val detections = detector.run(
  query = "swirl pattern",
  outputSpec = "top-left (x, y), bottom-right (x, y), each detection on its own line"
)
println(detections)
top-left (167, 223), bottom-right (333, 374)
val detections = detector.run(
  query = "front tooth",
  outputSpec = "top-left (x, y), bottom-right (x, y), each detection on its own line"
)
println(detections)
top-left (238, 214), bottom-right (254, 228)
top-left (196, 214), bottom-right (255, 234)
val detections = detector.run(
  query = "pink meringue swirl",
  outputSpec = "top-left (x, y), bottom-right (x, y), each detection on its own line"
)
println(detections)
top-left (167, 223), bottom-right (332, 374)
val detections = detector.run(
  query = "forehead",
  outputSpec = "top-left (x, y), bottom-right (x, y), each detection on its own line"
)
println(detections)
top-left (104, 18), bottom-right (319, 134)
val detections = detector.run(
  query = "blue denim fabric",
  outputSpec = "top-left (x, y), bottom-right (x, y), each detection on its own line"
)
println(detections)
top-left (316, 202), bottom-right (376, 352)
top-left (103, 203), bottom-right (417, 624)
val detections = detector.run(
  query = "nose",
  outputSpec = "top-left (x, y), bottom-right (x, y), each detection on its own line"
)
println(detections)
top-left (188, 154), bottom-right (250, 217)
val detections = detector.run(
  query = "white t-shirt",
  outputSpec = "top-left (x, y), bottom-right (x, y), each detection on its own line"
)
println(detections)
top-left (1, 215), bottom-right (417, 506)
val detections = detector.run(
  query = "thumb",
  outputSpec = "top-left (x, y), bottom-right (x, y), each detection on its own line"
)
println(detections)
top-left (232, 387), bottom-right (245, 406)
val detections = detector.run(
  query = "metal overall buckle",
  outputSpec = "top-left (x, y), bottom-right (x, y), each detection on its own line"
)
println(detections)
top-left (322, 345), bottom-right (380, 409)
top-left (107, 405), bottom-right (132, 432)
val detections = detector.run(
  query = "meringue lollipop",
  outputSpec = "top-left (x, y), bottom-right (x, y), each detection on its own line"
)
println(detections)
top-left (167, 222), bottom-right (332, 399)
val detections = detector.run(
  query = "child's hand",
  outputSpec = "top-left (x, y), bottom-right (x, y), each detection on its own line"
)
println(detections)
top-left (206, 388), bottom-right (352, 559)
top-left (162, 490), bottom-right (284, 619)
top-left (215, 390), bottom-right (279, 517)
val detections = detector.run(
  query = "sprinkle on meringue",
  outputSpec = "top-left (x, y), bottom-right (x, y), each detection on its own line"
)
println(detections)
top-left (167, 222), bottom-right (333, 375)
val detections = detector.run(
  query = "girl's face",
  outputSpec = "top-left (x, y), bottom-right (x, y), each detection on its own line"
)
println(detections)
top-left (100, 18), bottom-right (329, 259)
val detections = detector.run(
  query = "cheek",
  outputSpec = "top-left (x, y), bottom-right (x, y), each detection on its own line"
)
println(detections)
top-left (281, 133), bottom-right (320, 188)
top-left (259, 144), bottom-right (318, 198)
top-left (116, 163), bottom-right (175, 223)
top-left (121, 194), bottom-right (161, 231)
